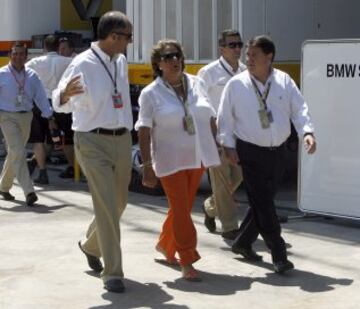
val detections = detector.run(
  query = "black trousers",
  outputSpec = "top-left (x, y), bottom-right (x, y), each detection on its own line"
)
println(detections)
top-left (233, 139), bottom-right (287, 262)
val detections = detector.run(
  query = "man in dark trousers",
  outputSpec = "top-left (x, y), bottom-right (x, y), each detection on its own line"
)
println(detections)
top-left (217, 35), bottom-right (316, 273)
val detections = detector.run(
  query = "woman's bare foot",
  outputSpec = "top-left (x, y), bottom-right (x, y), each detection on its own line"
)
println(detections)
top-left (181, 264), bottom-right (202, 282)
top-left (155, 245), bottom-right (179, 266)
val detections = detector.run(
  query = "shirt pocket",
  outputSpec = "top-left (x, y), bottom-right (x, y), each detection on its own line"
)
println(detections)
top-left (216, 77), bottom-right (228, 86)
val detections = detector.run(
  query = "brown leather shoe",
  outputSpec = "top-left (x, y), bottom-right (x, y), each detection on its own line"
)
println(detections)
top-left (78, 241), bottom-right (103, 273)
top-left (202, 204), bottom-right (216, 232)
top-left (104, 278), bottom-right (125, 293)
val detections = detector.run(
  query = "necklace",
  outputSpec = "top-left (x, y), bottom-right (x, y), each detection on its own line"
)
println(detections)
top-left (169, 82), bottom-right (182, 88)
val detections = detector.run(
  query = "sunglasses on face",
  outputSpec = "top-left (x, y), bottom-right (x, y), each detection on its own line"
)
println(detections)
top-left (160, 52), bottom-right (182, 61)
top-left (113, 31), bottom-right (133, 40)
top-left (225, 41), bottom-right (244, 49)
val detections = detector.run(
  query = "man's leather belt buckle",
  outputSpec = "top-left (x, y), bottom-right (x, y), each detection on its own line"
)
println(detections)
top-left (90, 127), bottom-right (127, 136)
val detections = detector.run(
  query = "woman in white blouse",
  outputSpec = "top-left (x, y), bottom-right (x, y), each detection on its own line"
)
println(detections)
top-left (135, 39), bottom-right (220, 281)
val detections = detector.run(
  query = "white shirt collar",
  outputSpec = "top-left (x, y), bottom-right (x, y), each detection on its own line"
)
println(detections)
top-left (90, 42), bottom-right (119, 63)
top-left (219, 56), bottom-right (242, 74)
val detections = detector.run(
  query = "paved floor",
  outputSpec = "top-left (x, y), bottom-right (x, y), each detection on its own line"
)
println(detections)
top-left (0, 163), bottom-right (360, 309)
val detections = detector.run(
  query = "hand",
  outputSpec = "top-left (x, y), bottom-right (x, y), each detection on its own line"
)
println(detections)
top-left (224, 147), bottom-right (239, 166)
top-left (60, 75), bottom-right (85, 105)
top-left (142, 166), bottom-right (158, 188)
top-left (304, 134), bottom-right (316, 154)
top-left (48, 118), bottom-right (58, 130)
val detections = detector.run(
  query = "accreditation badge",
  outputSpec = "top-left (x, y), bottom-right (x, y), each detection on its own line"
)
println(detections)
top-left (112, 91), bottom-right (123, 109)
top-left (183, 114), bottom-right (196, 135)
top-left (258, 109), bottom-right (270, 129)
top-left (15, 94), bottom-right (23, 107)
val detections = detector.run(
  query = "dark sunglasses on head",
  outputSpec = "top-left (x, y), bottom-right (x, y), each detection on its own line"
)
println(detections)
top-left (226, 41), bottom-right (244, 49)
top-left (113, 31), bottom-right (133, 40)
top-left (160, 52), bottom-right (182, 61)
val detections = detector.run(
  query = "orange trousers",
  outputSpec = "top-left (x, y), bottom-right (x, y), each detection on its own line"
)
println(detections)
top-left (157, 167), bottom-right (204, 266)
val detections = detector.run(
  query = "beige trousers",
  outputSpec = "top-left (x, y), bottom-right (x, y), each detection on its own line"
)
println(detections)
top-left (74, 131), bottom-right (132, 283)
top-left (204, 149), bottom-right (243, 232)
top-left (0, 111), bottom-right (34, 196)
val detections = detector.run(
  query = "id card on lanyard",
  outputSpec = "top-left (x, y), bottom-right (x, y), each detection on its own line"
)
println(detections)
top-left (91, 48), bottom-right (123, 109)
top-left (251, 77), bottom-right (273, 129)
top-left (9, 64), bottom-right (26, 107)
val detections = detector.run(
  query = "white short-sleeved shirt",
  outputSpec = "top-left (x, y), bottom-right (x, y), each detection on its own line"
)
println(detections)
top-left (135, 74), bottom-right (220, 177)
top-left (217, 69), bottom-right (315, 148)
top-left (197, 56), bottom-right (246, 112)
top-left (26, 52), bottom-right (72, 99)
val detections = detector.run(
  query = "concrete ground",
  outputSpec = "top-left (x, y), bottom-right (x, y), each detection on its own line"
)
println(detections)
top-left (0, 162), bottom-right (360, 309)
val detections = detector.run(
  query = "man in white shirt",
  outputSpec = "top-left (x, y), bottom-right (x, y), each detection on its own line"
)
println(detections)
top-left (197, 29), bottom-right (246, 240)
top-left (26, 35), bottom-right (72, 184)
top-left (217, 35), bottom-right (316, 273)
top-left (52, 11), bottom-right (133, 293)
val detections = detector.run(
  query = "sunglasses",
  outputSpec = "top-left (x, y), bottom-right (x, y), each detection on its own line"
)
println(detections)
top-left (160, 52), bottom-right (182, 61)
top-left (225, 41), bottom-right (244, 49)
top-left (113, 31), bottom-right (133, 40)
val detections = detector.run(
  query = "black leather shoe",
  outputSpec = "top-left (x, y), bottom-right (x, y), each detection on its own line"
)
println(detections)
top-left (34, 169), bottom-right (49, 185)
top-left (59, 166), bottom-right (74, 179)
top-left (0, 191), bottom-right (15, 201)
top-left (221, 229), bottom-right (239, 240)
top-left (273, 260), bottom-right (294, 274)
top-left (232, 246), bottom-right (263, 261)
top-left (202, 204), bottom-right (216, 232)
top-left (78, 241), bottom-right (103, 273)
top-left (26, 192), bottom-right (38, 206)
top-left (104, 279), bottom-right (125, 293)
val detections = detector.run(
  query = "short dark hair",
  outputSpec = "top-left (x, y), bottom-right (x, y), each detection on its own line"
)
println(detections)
top-left (247, 35), bottom-right (276, 62)
top-left (150, 39), bottom-right (185, 78)
top-left (97, 11), bottom-right (131, 40)
top-left (218, 29), bottom-right (241, 46)
top-left (58, 37), bottom-right (74, 49)
top-left (10, 41), bottom-right (28, 56)
top-left (44, 35), bottom-right (58, 52)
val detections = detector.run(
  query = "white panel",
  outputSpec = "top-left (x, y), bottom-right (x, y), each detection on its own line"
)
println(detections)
top-left (141, 0), bottom-right (154, 62)
top-left (126, 0), bottom-right (134, 61)
top-left (0, 0), bottom-right (60, 41)
top-left (241, 0), bottom-right (265, 43)
top-left (315, 0), bottom-right (360, 39)
top-left (266, 0), bottom-right (314, 61)
top-left (300, 40), bottom-right (360, 219)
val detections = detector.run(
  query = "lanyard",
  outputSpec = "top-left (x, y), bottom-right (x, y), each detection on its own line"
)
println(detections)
top-left (219, 60), bottom-right (235, 77)
top-left (9, 64), bottom-right (26, 92)
top-left (250, 77), bottom-right (271, 110)
top-left (163, 74), bottom-right (190, 115)
top-left (91, 48), bottom-right (118, 93)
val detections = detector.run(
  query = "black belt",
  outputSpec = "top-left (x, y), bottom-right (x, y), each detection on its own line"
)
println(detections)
top-left (237, 139), bottom-right (285, 152)
top-left (89, 127), bottom-right (127, 136)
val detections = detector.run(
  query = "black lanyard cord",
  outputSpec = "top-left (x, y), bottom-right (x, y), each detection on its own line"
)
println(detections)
top-left (219, 60), bottom-right (235, 77)
top-left (250, 77), bottom-right (271, 110)
top-left (91, 48), bottom-right (118, 92)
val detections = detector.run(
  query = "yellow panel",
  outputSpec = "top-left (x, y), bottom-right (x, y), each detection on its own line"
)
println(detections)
top-left (0, 57), bottom-right (9, 68)
top-left (61, 0), bottom-right (113, 31)
top-left (273, 62), bottom-right (300, 85)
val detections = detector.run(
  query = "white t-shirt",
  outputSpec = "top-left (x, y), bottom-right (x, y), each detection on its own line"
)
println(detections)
top-left (26, 52), bottom-right (72, 99)
top-left (135, 74), bottom-right (220, 177)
